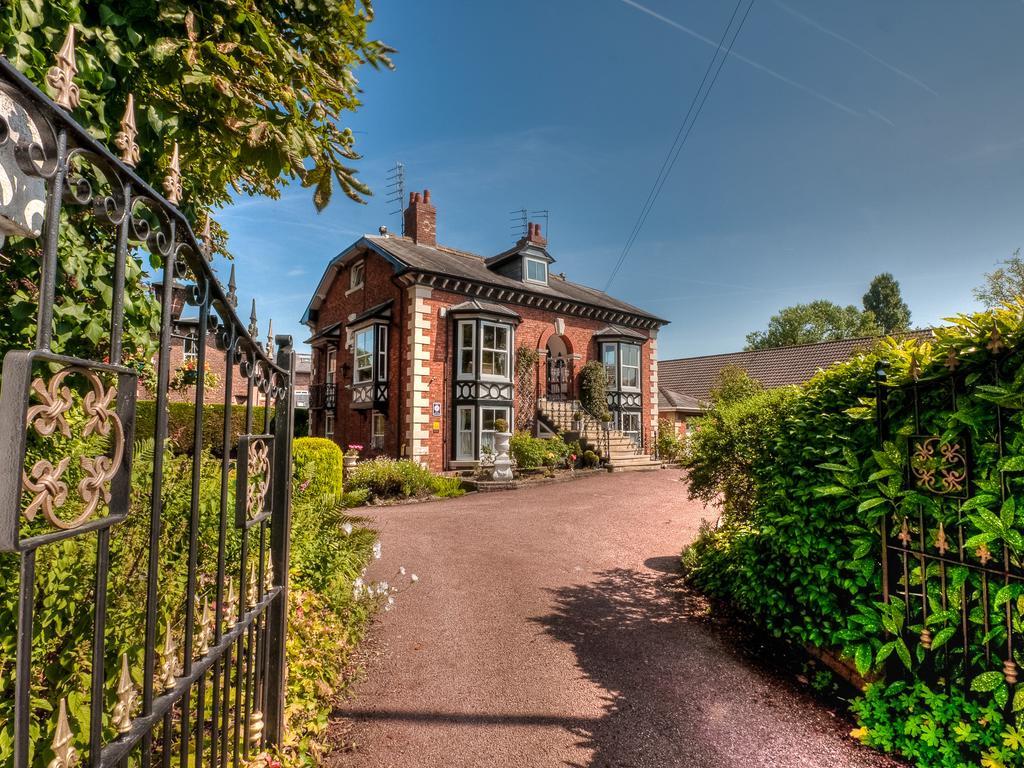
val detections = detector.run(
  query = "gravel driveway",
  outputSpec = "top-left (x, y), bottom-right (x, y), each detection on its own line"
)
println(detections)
top-left (326, 468), bottom-right (899, 768)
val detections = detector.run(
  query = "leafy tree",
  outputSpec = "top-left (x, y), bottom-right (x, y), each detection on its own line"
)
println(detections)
top-left (745, 300), bottom-right (881, 350)
top-left (0, 1), bottom-right (391, 359)
top-left (708, 365), bottom-right (763, 406)
top-left (974, 249), bottom-right (1024, 309)
top-left (862, 273), bottom-right (910, 334)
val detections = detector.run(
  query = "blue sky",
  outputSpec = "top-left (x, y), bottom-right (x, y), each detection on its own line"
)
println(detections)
top-left (217, 0), bottom-right (1024, 359)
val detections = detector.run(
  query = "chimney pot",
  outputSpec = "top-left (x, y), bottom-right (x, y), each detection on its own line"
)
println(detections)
top-left (403, 186), bottom-right (437, 246)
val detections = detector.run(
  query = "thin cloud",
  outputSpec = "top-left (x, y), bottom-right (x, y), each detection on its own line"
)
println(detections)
top-left (867, 108), bottom-right (896, 128)
top-left (286, 268), bottom-right (306, 277)
top-left (618, 0), bottom-right (862, 117)
top-left (774, 0), bottom-right (938, 97)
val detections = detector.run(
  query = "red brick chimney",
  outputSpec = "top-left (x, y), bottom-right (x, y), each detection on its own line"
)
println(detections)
top-left (403, 189), bottom-right (436, 246)
top-left (525, 221), bottom-right (547, 247)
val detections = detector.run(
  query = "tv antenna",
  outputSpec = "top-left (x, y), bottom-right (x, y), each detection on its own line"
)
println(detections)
top-left (509, 208), bottom-right (527, 239)
top-left (530, 209), bottom-right (550, 240)
top-left (385, 162), bottom-right (406, 233)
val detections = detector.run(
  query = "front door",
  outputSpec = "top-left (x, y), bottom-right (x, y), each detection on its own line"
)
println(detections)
top-left (546, 353), bottom-right (571, 400)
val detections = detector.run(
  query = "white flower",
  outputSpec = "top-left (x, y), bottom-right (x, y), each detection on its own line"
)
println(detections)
top-left (354, 577), bottom-right (364, 588)
top-left (342, 523), bottom-right (353, 536)
top-left (387, 596), bottom-right (395, 606)
top-left (384, 603), bottom-right (392, 612)
top-left (379, 581), bottom-right (389, 593)
top-left (399, 566), bottom-right (406, 576)
top-left (410, 574), bottom-right (419, 583)
top-left (373, 542), bottom-right (382, 560)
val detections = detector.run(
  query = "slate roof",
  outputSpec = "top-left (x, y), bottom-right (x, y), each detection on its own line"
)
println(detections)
top-left (594, 324), bottom-right (648, 340)
top-left (659, 332), bottom-right (933, 403)
top-left (302, 235), bottom-right (667, 327)
top-left (448, 299), bottom-right (521, 318)
top-left (658, 388), bottom-right (704, 413)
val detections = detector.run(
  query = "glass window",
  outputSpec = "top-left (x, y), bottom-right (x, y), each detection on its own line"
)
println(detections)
top-left (481, 322), bottom-right (509, 379)
top-left (325, 413), bottom-right (335, 438)
top-left (525, 258), bottom-right (547, 283)
top-left (354, 328), bottom-right (373, 384)
top-left (602, 343), bottom-right (618, 389)
top-left (621, 412), bottom-right (641, 445)
top-left (456, 406), bottom-right (474, 460)
top-left (621, 344), bottom-right (640, 390)
top-left (325, 350), bottom-right (337, 384)
top-left (458, 321), bottom-right (475, 378)
top-left (480, 407), bottom-right (509, 455)
top-left (372, 412), bottom-right (386, 450)
top-left (350, 261), bottom-right (365, 290)
top-left (377, 326), bottom-right (388, 382)
top-left (183, 333), bottom-right (198, 362)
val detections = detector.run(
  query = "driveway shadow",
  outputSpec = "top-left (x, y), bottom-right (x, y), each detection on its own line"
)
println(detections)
top-left (531, 568), bottom-right (897, 768)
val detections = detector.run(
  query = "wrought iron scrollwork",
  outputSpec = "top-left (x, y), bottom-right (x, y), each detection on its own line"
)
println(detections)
top-left (22, 367), bottom-right (124, 530)
top-left (909, 436), bottom-right (968, 497)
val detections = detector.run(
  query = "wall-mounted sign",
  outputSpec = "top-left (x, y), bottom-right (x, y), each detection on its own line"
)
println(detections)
top-left (432, 420), bottom-right (441, 432)
top-left (432, 402), bottom-right (441, 416)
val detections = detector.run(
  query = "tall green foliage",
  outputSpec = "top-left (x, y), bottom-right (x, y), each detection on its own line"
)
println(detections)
top-left (580, 360), bottom-right (611, 421)
top-left (862, 272), bottom-right (911, 334)
top-left (685, 302), bottom-right (1024, 767)
top-left (745, 299), bottom-right (881, 350)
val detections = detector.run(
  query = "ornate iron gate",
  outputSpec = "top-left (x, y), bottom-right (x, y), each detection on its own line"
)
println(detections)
top-left (0, 29), bottom-right (295, 768)
top-left (876, 342), bottom-right (1024, 703)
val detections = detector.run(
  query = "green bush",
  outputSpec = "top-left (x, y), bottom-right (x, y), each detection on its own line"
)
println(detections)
top-left (135, 400), bottom-right (274, 455)
top-left (431, 475), bottom-right (467, 498)
top-left (682, 385), bottom-right (797, 521)
top-left (683, 302), bottom-right (1024, 767)
top-left (510, 431), bottom-right (572, 469)
top-left (656, 420), bottom-right (684, 462)
top-left (346, 457), bottom-right (454, 500)
top-left (582, 450), bottom-right (599, 468)
top-left (293, 437), bottom-right (344, 503)
top-left (580, 360), bottom-right (612, 421)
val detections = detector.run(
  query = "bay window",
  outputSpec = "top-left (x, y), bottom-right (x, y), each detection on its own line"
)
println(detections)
top-left (481, 322), bottom-right (509, 379)
top-left (354, 327), bottom-right (374, 384)
top-left (621, 344), bottom-right (640, 391)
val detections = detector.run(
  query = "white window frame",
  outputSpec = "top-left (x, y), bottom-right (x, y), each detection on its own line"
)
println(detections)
top-left (456, 405), bottom-right (475, 461)
top-left (479, 406), bottom-right (510, 456)
top-left (620, 344), bottom-right (641, 392)
top-left (347, 260), bottom-right (365, 293)
top-left (376, 326), bottom-right (388, 382)
top-left (325, 349), bottom-right (337, 385)
top-left (620, 411), bottom-right (641, 445)
top-left (602, 343), bottom-right (618, 390)
top-left (480, 321), bottom-right (510, 381)
top-left (524, 257), bottom-right (548, 285)
top-left (182, 332), bottom-right (199, 362)
top-left (325, 413), bottom-right (335, 438)
top-left (457, 321), bottom-right (475, 379)
top-left (371, 412), bottom-right (386, 450)
top-left (353, 327), bottom-right (374, 384)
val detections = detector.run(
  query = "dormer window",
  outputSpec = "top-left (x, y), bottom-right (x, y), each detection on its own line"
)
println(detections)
top-left (524, 257), bottom-right (548, 285)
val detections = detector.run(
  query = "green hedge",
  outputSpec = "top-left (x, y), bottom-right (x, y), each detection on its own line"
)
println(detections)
top-left (683, 302), bottom-right (1024, 768)
top-left (293, 437), bottom-right (344, 503)
top-left (135, 400), bottom-right (274, 455)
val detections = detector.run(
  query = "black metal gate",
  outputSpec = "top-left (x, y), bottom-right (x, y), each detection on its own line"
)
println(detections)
top-left (0, 28), bottom-right (295, 768)
top-left (876, 340), bottom-right (1024, 705)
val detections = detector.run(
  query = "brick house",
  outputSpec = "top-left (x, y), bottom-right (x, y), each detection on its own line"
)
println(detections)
top-left (144, 279), bottom-right (310, 409)
top-left (301, 190), bottom-right (668, 471)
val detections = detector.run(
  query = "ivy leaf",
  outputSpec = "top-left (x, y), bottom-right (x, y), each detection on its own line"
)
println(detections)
top-left (971, 671), bottom-right (1005, 693)
top-left (857, 497), bottom-right (888, 513)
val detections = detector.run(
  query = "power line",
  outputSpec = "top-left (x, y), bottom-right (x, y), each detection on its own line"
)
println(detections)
top-left (605, 0), bottom-right (757, 291)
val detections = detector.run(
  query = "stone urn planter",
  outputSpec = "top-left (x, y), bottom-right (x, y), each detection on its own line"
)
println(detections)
top-left (491, 424), bottom-right (514, 481)
top-left (343, 451), bottom-right (359, 481)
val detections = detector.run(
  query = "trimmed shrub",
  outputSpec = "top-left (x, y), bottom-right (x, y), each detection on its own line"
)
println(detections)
top-left (346, 457), bottom-right (437, 500)
top-left (135, 400), bottom-right (274, 455)
top-left (582, 450), bottom-right (599, 468)
top-left (580, 360), bottom-right (612, 421)
top-left (510, 432), bottom-right (572, 469)
top-left (293, 437), bottom-right (344, 503)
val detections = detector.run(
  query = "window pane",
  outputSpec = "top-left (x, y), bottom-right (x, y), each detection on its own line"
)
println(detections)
top-left (461, 350), bottom-right (474, 374)
top-left (459, 323), bottom-right (474, 375)
top-left (526, 259), bottom-right (546, 282)
top-left (494, 326), bottom-right (508, 350)
top-left (493, 352), bottom-right (507, 377)
top-left (482, 351), bottom-right (494, 376)
top-left (622, 345), bottom-right (639, 366)
top-left (483, 324), bottom-right (495, 348)
top-left (622, 367), bottom-right (639, 389)
top-left (355, 329), bottom-right (373, 383)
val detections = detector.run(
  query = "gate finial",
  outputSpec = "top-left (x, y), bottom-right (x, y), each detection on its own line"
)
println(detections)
top-left (267, 319), bottom-right (274, 357)
top-left (248, 299), bottom-right (259, 338)
top-left (47, 698), bottom-right (78, 768)
top-left (227, 264), bottom-right (238, 308)
top-left (163, 142), bottom-right (182, 205)
top-left (111, 653), bottom-right (137, 735)
top-left (46, 26), bottom-right (80, 111)
top-left (115, 94), bottom-right (140, 166)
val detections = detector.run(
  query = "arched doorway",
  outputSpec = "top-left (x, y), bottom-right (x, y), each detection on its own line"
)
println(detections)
top-left (545, 335), bottom-right (573, 401)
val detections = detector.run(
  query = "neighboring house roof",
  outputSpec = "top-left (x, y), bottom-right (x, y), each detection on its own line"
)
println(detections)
top-left (301, 234), bottom-right (667, 327)
top-left (658, 388), bottom-right (704, 413)
top-left (659, 332), bottom-right (933, 403)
